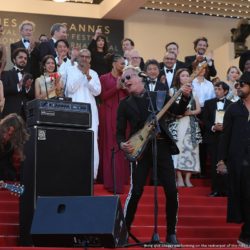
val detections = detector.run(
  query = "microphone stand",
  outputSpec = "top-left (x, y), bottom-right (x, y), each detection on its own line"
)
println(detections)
top-left (124, 78), bottom-right (164, 247)
top-left (144, 78), bottom-right (162, 245)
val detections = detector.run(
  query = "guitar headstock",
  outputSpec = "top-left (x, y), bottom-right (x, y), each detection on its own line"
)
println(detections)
top-left (0, 182), bottom-right (25, 196)
top-left (190, 61), bottom-right (208, 81)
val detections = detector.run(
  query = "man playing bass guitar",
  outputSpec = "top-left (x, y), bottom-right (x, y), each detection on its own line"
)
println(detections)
top-left (116, 65), bottom-right (192, 245)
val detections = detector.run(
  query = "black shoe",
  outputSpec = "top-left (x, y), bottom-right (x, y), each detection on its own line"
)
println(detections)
top-left (209, 191), bottom-right (225, 197)
top-left (166, 234), bottom-right (181, 246)
top-left (237, 237), bottom-right (250, 247)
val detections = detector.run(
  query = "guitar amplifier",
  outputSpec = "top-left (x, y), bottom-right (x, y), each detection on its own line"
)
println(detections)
top-left (26, 99), bottom-right (91, 129)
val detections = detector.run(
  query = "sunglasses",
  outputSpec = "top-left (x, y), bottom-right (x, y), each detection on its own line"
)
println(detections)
top-left (234, 82), bottom-right (246, 89)
top-left (120, 74), bottom-right (136, 84)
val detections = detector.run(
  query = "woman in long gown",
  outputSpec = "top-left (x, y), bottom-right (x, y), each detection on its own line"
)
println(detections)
top-left (169, 68), bottom-right (202, 187)
top-left (98, 54), bottom-right (129, 193)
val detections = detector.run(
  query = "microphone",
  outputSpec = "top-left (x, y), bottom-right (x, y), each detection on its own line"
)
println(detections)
top-left (138, 71), bottom-right (148, 78)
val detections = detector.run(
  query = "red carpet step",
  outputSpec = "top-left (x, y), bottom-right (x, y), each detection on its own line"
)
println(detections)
top-left (0, 179), bottom-right (243, 249)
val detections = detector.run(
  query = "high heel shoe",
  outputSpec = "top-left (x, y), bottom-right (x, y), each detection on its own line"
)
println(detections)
top-left (176, 180), bottom-right (185, 187)
top-left (185, 180), bottom-right (194, 187)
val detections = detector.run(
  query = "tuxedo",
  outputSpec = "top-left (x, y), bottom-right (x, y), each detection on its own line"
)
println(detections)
top-left (184, 55), bottom-right (217, 81)
top-left (39, 39), bottom-right (57, 60)
top-left (159, 59), bottom-right (186, 70)
top-left (1, 69), bottom-right (34, 120)
top-left (158, 60), bottom-right (186, 92)
top-left (117, 90), bottom-right (190, 238)
top-left (10, 40), bottom-right (31, 73)
top-left (203, 97), bottom-right (232, 193)
top-left (145, 79), bottom-right (167, 92)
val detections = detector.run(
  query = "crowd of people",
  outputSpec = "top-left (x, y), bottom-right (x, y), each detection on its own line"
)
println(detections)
top-left (0, 19), bottom-right (250, 246)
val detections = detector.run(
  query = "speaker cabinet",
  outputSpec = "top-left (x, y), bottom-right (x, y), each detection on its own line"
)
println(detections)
top-left (31, 196), bottom-right (128, 248)
top-left (20, 126), bottom-right (93, 245)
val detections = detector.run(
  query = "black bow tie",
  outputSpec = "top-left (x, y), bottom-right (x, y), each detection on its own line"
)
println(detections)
top-left (23, 39), bottom-right (30, 43)
top-left (217, 99), bottom-right (225, 103)
top-left (150, 80), bottom-right (157, 85)
top-left (63, 57), bottom-right (68, 62)
top-left (15, 68), bottom-right (24, 74)
top-left (166, 69), bottom-right (173, 73)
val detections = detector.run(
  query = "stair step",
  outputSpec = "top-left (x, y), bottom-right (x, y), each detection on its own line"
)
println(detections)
top-left (128, 237), bottom-right (240, 246)
top-left (136, 204), bottom-right (227, 215)
top-left (131, 225), bottom-right (240, 238)
top-left (0, 212), bottom-right (19, 223)
top-left (133, 215), bottom-right (229, 226)
top-left (0, 191), bottom-right (19, 201)
top-left (0, 236), bottom-right (18, 247)
top-left (120, 195), bottom-right (227, 206)
top-left (0, 201), bottom-right (19, 212)
top-left (0, 224), bottom-right (19, 235)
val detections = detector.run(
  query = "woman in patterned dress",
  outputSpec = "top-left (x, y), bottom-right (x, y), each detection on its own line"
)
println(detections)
top-left (169, 68), bottom-right (202, 187)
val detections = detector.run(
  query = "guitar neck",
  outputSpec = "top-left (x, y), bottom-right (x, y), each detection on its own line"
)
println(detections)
top-left (156, 89), bottom-right (182, 121)
top-left (155, 61), bottom-right (207, 122)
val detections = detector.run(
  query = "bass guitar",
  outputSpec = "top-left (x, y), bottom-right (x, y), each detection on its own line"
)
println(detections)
top-left (125, 61), bottom-right (207, 162)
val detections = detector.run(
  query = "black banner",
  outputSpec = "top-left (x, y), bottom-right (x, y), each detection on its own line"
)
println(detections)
top-left (0, 11), bottom-right (124, 68)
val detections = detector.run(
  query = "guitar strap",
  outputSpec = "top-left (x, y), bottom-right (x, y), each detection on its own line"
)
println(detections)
top-left (156, 91), bottom-right (166, 111)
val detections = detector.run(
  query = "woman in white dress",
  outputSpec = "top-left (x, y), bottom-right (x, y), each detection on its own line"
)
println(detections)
top-left (169, 69), bottom-right (202, 187)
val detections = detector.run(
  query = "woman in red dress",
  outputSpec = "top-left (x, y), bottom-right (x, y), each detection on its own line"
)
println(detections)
top-left (98, 54), bottom-right (129, 193)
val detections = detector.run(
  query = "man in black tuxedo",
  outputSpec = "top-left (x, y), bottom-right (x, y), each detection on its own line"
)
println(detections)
top-left (116, 65), bottom-right (192, 245)
top-left (10, 20), bottom-right (35, 74)
top-left (185, 37), bottom-right (217, 81)
top-left (160, 42), bottom-right (186, 70)
top-left (203, 81), bottom-right (232, 197)
top-left (1, 48), bottom-right (34, 120)
top-left (39, 23), bottom-right (68, 61)
top-left (158, 51), bottom-right (183, 92)
top-left (144, 59), bottom-right (166, 92)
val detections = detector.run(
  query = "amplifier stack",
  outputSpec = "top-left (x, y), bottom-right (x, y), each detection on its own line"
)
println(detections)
top-left (26, 99), bottom-right (92, 128)
top-left (20, 99), bottom-right (94, 246)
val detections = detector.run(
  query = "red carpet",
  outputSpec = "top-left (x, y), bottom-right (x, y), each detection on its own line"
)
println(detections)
top-left (0, 179), bottom-right (243, 249)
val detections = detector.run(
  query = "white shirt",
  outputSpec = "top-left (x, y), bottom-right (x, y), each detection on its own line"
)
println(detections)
top-left (216, 99), bottom-right (225, 110)
top-left (22, 38), bottom-right (30, 49)
top-left (164, 63), bottom-right (176, 88)
top-left (64, 65), bottom-right (101, 179)
top-left (192, 77), bottom-right (215, 107)
top-left (148, 79), bottom-right (157, 91)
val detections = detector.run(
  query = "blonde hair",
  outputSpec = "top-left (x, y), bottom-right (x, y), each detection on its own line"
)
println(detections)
top-left (19, 20), bottom-right (35, 32)
top-left (123, 65), bottom-right (141, 75)
top-left (226, 66), bottom-right (241, 81)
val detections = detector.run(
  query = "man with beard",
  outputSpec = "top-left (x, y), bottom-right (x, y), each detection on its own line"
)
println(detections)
top-left (217, 72), bottom-right (250, 247)
top-left (64, 49), bottom-right (101, 180)
top-left (185, 37), bottom-right (217, 81)
top-left (1, 48), bottom-right (34, 120)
